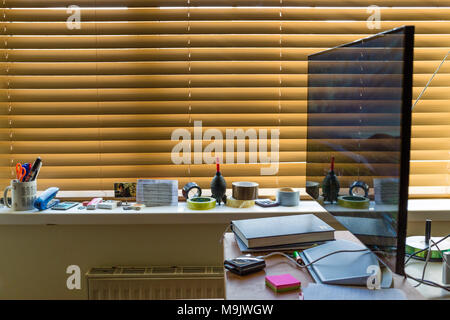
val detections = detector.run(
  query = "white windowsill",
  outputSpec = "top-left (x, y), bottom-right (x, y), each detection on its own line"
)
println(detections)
top-left (0, 199), bottom-right (448, 225)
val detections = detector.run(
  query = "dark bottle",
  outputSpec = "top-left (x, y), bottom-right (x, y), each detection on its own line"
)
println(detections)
top-left (211, 157), bottom-right (227, 205)
top-left (322, 156), bottom-right (340, 204)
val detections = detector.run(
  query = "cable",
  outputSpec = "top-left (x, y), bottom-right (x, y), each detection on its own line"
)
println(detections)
top-left (257, 248), bottom-right (371, 269)
top-left (431, 239), bottom-right (449, 268)
top-left (405, 273), bottom-right (450, 292)
top-left (412, 50), bottom-right (450, 110)
top-left (413, 242), bottom-right (431, 288)
top-left (404, 234), bottom-right (450, 291)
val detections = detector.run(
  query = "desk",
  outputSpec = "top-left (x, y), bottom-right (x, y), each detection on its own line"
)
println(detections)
top-left (405, 259), bottom-right (450, 300)
top-left (223, 231), bottom-right (424, 300)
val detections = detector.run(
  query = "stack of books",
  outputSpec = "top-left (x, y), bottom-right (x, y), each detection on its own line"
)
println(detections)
top-left (231, 214), bottom-right (335, 253)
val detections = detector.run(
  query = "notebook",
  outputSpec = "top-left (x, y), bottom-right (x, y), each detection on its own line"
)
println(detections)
top-left (234, 233), bottom-right (326, 253)
top-left (231, 214), bottom-right (335, 248)
top-left (300, 239), bottom-right (379, 286)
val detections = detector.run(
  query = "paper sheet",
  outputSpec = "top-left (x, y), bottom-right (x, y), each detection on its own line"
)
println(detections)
top-left (302, 284), bottom-right (406, 300)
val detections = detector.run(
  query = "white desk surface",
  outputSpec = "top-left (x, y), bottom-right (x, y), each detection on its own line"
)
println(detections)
top-left (0, 201), bottom-right (332, 225)
top-left (405, 259), bottom-right (450, 300)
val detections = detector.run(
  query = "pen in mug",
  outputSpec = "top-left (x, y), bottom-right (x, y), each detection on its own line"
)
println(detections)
top-left (24, 157), bottom-right (42, 182)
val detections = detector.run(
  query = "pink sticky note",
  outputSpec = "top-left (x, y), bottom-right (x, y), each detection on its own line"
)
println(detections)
top-left (265, 273), bottom-right (301, 290)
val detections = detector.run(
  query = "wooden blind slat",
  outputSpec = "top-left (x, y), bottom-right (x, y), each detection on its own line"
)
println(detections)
top-left (4, 8), bottom-right (450, 22)
top-left (2, 100), bottom-right (448, 115)
top-left (3, 21), bottom-right (450, 35)
top-left (1, 3), bottom-right (448, 194)
top-left (4, 35), bottom-right (450, 49)
top-left (4, 74), bottom-right (450, 89)
top-left (5, 0), bottom-right (450, 7)
top-left (2, 61), bottom-right (450, 75)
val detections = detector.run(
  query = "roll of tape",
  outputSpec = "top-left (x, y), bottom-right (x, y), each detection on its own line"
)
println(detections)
top-left (232, 181), bottom-right (258, 200)
top-left (187, 197), bottom-right (216, 210)
top-left (182, 182), bottom-right (202, 199)
top-left (277, 188), bottom-right (300, 206)
top-left (337, 195), bottom-right (370, 209)
top-left (405, 236), bottom-right (450, 260)
top-left (226, 196), bottom-right (255, 208)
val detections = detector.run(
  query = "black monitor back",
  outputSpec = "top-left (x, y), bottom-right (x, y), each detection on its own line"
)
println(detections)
top-left (306, 26), bottom-right (414, 275)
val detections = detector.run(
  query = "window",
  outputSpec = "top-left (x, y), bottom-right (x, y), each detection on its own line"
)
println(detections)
top-left (1, 1), bottom-right (449, 198)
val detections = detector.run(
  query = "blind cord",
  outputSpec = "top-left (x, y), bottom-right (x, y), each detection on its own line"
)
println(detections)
top-left (412, 50), bottom-right (450, 110)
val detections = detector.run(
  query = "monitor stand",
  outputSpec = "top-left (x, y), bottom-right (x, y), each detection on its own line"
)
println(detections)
top-left (300, 239), bottom-right (393, 288)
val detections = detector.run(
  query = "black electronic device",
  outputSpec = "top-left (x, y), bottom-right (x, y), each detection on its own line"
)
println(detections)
top-left (51, 201), bottom-right (79, 210)
top-left (255, 199), bottom-right (280, 208)
top-left (306, 26), bottom-right (415, 275)
top-left (224, 255), bottom-right (266, 276)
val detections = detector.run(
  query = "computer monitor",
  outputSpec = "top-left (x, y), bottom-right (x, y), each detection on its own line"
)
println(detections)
top-left (306, 26), bottom-right (414, 275)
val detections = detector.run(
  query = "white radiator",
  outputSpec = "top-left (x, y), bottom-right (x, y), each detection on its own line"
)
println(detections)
top-left (86, 266), bottom-right (224, 300)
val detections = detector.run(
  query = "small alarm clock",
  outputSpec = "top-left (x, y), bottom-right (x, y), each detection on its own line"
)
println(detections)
top-left (349, 180), bottom-right (369, 198)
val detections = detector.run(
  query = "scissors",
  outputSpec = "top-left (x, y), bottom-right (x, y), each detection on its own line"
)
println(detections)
top-left (15, 163), bottom-right (29, 182)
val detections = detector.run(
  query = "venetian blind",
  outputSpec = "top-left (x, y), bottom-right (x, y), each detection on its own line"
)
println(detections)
top-left (1, 0), bottom-right (449, 197)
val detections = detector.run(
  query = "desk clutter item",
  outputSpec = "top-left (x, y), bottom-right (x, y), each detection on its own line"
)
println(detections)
top-left (131, 203), bottom-right (145, 211)
top-left (349, 180), bottom-right (369, 198)
top-left (3, 179), bottom-right (37, 211)
top-left (231, 214), bottom-right (335, 249)
top-left (226, 197), bottom-right (255, 208)
top-left (210, 158), bottom-right (226, 205)
top-left (337, 195), bottom-right (370, 209)
top-left (277, 188), bottom-right (299, 206)
top-left (299, 239), bottom-right (378, 286)
top-left (232, 181), bottom-right (258, 200)
top-left (4, 157), bottom-right (43, 211)
top-left (187, 197), bottom-right (216, 210)
top-left (255, 199), bottom-right (279, 208)
top-left (322, 156), bottom-right (340, 204)
top-left (136, 179), bottom-right (178, 207)
top-left (29, 157), bottom-right (42, 182)
top-left (34, 187), bottom-right (59, 211)
top-left (114, 182), bottom-right (136, 198)
top-left (305, 181), bottom-right (320, 200)
top-left (182, 182), bottom-right (202, 200)
top-left (373, 178), bottom-right (399, 205)
top-left (87, 197), bottom-right (102, 210)
top-left (302, 283), bottom-right (406, 300)
top-left (265, 274), bottom-right (301, 293)
top-left (98, 200), bottom-right (120, 210)
top-left (51, 201), bottom-right (79, 210)
top-left (235, 233), bottom-right (323, 253)
top-left (16, 162), bottom-right (28, 182)
top-left (405, 236), bottom-right (450, 261)
top-left (224, 255), bottom-right (266, 276)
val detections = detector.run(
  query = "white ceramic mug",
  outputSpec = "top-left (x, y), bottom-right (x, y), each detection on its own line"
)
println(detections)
top-left (3, 179), bottom-right (37, 211)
